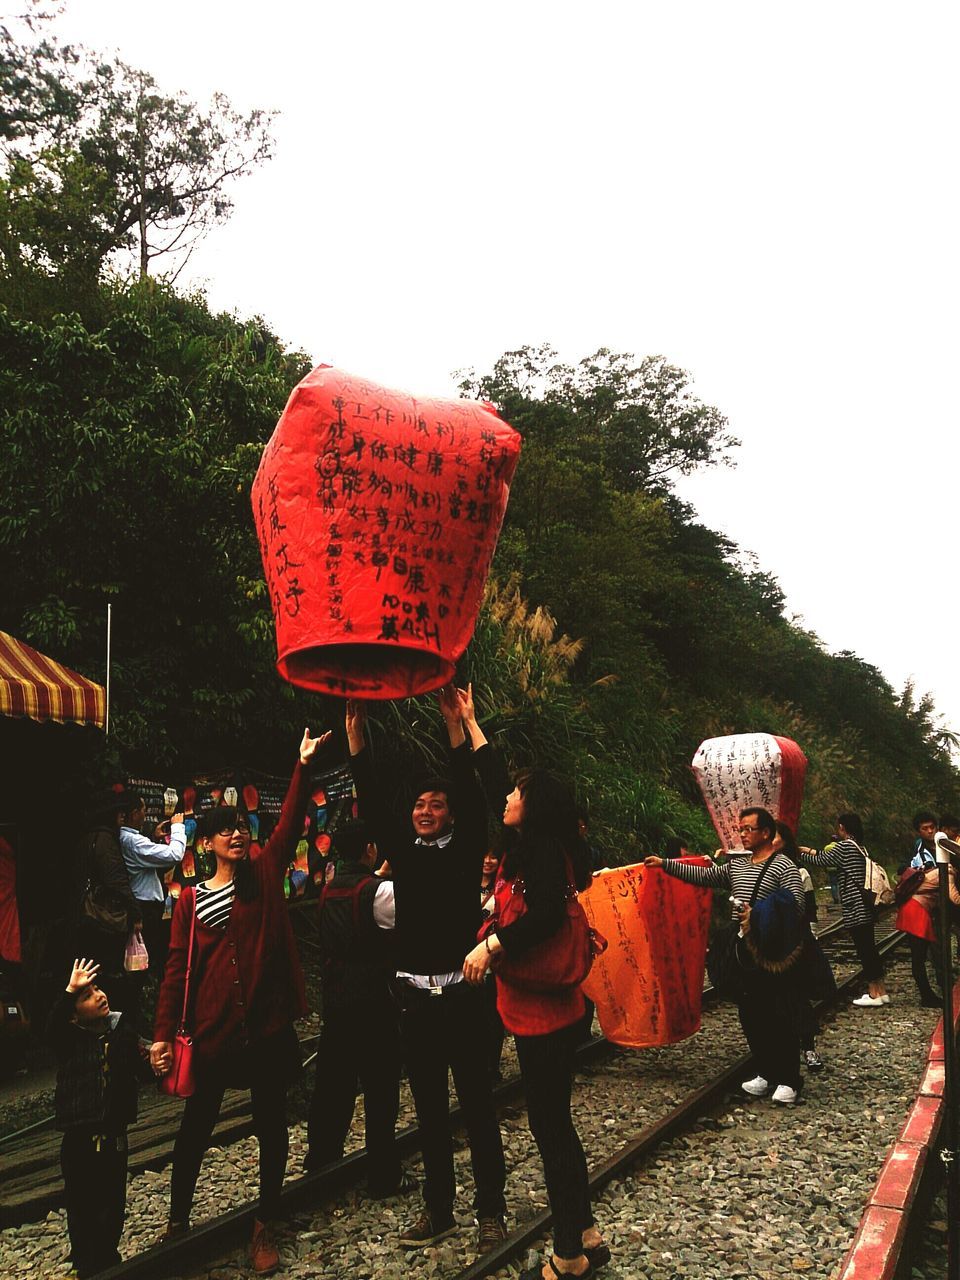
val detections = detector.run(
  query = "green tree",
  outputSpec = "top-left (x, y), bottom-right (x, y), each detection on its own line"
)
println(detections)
top-left (0, 281), bottom-right (311, 766)
top-left (0, 13), bottom-right (273, 289)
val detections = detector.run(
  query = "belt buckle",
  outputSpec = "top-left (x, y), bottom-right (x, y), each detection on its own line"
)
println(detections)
top-left (429, 985), bottom-right (443, 997)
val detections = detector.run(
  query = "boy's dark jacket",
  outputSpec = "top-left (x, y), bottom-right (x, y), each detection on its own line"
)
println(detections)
top-left (47, 993), bottom-right (143, 1131)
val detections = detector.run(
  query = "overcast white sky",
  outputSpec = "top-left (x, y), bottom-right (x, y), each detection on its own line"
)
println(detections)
top-left (56, 1), bottom-right (959, 731)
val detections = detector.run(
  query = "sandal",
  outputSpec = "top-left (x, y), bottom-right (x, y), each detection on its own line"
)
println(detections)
top-left (584, 1243), bottom-right (611, 1269)
top-left (521, 1255), bottom-right (596, 1280)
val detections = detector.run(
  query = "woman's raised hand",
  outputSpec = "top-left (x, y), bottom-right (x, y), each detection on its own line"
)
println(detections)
top-left (300, 727), bottom-right (331, 765)
top-left (456, 682), bottom-right (476, 724)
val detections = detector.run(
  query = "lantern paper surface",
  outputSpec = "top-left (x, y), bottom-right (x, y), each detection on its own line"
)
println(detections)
top-left (252, 365), bottom-right (522, 698)
top-left (580, 859), bottom-right (712, 1048)
top-left (691, 733), bottom-right (808, 849)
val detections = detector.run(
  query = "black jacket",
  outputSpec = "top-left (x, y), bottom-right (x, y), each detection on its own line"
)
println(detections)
top-left (318, 861), bottom-right (395, 1011)
top-left (47, 993), bottom-right (142, 1132)
top-left (350, 743), bottom-right (487, 975)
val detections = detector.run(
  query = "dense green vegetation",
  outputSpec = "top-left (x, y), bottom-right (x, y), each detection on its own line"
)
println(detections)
top-left (2, 12), bottom-right (957, 863)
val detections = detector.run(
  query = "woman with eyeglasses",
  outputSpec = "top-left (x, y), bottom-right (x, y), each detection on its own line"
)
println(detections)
top-left (151, 728), bottom-right (328, 1276)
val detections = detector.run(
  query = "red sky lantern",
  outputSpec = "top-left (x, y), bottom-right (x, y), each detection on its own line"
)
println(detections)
top-left (252, 365), bottom-right (521, 698)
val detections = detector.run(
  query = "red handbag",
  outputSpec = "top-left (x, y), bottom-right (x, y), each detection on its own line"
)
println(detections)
top-left (159, 893), bottom-right (196, 1098)
top-left (480, 857), bottom-right (605, 992)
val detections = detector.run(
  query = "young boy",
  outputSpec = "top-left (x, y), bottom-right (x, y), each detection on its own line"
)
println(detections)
top-left (48, 957), bottom-right (142, 1278)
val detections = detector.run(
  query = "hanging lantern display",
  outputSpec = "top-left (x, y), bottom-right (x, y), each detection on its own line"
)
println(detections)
top-left (691, 733), bottom-right (808, 848)
top-left (251, 365), bottom-right (522, 699)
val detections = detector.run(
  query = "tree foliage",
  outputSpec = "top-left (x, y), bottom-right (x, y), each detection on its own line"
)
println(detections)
top-left (0, 9), bottom-right (273, 293)
top-left (1, 19), bottom-right (957, 864)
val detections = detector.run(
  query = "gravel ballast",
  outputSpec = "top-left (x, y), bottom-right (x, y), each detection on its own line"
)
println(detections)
top-left (0, 937), bottom-right (943, 1280)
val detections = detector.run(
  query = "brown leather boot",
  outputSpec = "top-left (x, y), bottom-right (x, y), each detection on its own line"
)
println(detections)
top-left (250, 1218), bottom-right (280, 1275)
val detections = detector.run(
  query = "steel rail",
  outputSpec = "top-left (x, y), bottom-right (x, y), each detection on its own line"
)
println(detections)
top-left (0, 903), bottom-right (859, 1151)
top-left (0, 901), bottom-right (860, 1228)
top-left (444, 927), bottom-right (907, 1280)
top-left (88, 921), bottom-right (899, 1280)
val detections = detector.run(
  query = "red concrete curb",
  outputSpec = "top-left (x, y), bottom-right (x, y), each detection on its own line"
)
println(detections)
top-left (836, 981), bottom-right (959, 1280)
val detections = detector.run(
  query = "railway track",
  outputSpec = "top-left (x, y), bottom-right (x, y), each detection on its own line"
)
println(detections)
top-left (0, 909), bottom-right (857, 1227)
top-left (65, 915), bottom-right (900, 1280)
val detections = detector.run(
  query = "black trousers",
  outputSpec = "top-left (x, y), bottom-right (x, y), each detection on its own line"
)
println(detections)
top-left (170, 1071), bottom-right (288, 1223)
top-left (799, 998), bottom-right (817, 1053)
top-left (400, 983), bottom-right (506, 1220)
top-left (849, 921), bottom-right (884, 983)
top-left (737, 968), bottom-right (801, 1091)
top-left (515, 1021), bottom-right (593, 1260)
top-left (61, 1127), bottom-right (128, 1278)
top-left (306, 995), bottom-right (402, 1192)
top-left (480, 976), bottom-right (506, 1082)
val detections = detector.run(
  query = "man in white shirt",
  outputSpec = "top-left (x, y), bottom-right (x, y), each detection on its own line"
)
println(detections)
top-left (118, 794), bottom-right (186, 977)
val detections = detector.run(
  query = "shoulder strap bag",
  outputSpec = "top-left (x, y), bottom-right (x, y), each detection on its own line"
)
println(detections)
top-left (159, 891), bottom-right (197, 1098)
top-left (478, 856), bottom-right (606, 993)
top-left (706, 856), bottom-right (774, 1001)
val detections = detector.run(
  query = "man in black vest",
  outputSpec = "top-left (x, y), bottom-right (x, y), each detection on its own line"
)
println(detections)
top-left (303, 820), bottom-right (405, 1197)
top-left (345, 692), bottom-right (507, 1252)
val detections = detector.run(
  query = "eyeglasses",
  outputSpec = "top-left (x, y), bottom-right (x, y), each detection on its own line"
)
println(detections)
top-left (214, 821), bottom-right (250, 837)
top-left (737, 826), bottom-right (760, 835)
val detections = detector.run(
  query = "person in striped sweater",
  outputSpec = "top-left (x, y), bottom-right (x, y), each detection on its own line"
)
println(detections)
top-left (645, 807), bottom-right (805, 1105)
top-left (797, 812), bottom-right (889, 1008)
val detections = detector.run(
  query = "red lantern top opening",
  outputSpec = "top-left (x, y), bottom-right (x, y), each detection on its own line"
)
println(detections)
top-left (251, 365), bottom-right (522, 699)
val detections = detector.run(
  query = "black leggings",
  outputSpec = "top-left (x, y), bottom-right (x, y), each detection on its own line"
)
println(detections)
top-left (849, 922), bottom-right (884, 983)
top-left (515, 1021), bottom-right (593, 1260)
top-left (170, 1074), bottom-right (288, 1224)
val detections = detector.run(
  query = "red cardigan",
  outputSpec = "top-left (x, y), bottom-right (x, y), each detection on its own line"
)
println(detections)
top-left (154, 761), bottom-right (310, 1067)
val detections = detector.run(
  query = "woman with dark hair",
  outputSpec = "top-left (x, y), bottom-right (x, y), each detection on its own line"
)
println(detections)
top-left (798, 812), bottom-right (888, 1008)
top-left (462, 759), bottom-right (608, 1280)
top-left (150, 728), bottom-right (328, 1276)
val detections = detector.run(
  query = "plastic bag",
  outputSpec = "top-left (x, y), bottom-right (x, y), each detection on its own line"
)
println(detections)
top-left (124, 930), bottom-right (149, 972)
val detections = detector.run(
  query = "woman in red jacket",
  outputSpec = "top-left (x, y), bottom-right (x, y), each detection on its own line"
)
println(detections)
top-left (462, 768), bottom-right (608, 1280)
top-left (150, 728), bottom-right (327, 1276)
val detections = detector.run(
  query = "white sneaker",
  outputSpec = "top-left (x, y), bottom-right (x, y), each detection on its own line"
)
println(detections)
top-left (772, 1084), bottom-right (798, 1105)
top-left (852, 994), bottom-right (885, 1007)
top-left (880, 994), bottom-right (891, 1004)
top-left (741, 1075), bottom-right (769, 1097)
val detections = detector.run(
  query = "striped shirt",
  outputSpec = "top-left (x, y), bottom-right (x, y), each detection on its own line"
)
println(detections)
top-left (660, 853), bottom-right (804, 919)
top-left (195, 880), bottom-right (236, 929)
top-left (798, 839), bottom-right (872, 928)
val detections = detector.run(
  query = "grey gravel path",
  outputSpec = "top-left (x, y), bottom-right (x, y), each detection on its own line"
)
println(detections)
top-left (0, 936), bottom-right (937, 1280)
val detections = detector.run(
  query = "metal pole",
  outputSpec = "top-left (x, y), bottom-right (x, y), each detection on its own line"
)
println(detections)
top-left (935, 832), bottom-right (960, 1279)
top-left (105, 603), bottom-right (112, 737)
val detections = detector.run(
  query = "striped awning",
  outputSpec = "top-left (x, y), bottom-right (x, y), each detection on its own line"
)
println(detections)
top-left (0, 631), bottom-right (106, 730)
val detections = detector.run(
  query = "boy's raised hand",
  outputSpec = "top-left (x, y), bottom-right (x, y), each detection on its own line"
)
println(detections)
top-left (66, 957), bottom-right (100, 994)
